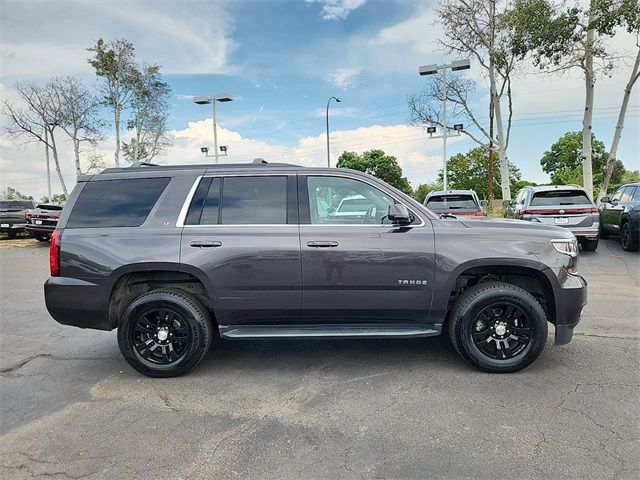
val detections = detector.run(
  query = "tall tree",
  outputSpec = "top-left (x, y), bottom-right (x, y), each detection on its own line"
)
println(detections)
top-left (122, 64), bottom-right (172, 163)
top-left (50, 76), bottom-right (103, 178)
top-left (87, 38), bottom-right (137, 167)
top-left (2, 82), bottom-right (69, 198)
top-left (408, 0), bottom-right (518, 200)
top-left (540, 131), bottom-right (625, 190)
top-left (337, 149), bottom-right (412, 194)
top-left (440, 145), bottom-right (522, 199)
top-left (507, 0), bottom-right (637, 200)
top-left (600, 3), bottom-right (640, 199)
top-left (412, 181), bottom-right (443, 203)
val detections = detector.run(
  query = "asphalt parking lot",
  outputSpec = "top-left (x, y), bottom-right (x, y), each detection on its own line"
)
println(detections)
top-left (0, 237), bottom-right (638, 479)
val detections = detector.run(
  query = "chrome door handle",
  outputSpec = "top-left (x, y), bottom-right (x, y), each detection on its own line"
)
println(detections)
top-left (190, 241), bottom-right (222, 248)
top-left (307, 241), bottom-right (339, 248)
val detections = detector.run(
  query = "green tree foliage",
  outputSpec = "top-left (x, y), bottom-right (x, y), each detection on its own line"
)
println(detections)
top-left (540, 132), bottom-right (624, 191)
top-left (1, 187), bottom-right (33, 200)
top-left (337, 149), bottom-right (412, 194)
top-left (412, 182), bottom-right (443, 204)
top-left (40, 193), bottom-right (67, 204)
top-left (439, 146), bottom-right (523, 199)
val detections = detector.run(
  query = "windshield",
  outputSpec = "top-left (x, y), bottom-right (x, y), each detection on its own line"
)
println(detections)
top-left (426, 195), bottom-right (478, 211)
top-left (531, 190), bottom-right (591, 206)
top-left (0, 200), bottom-right (33, 209)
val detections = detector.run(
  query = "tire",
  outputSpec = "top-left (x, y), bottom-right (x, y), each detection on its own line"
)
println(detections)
top-left (581, 238), bottom-right (598, 251)
top-left (448, 281), bottom-right (548, 373)
top-left (621, 221), bottom-right (639, 252)
top-left (118, 289), bottom-right (214, 377)
top-left (7, 231), bottom-right (17, 238)
top-left (33, 232), bottom-right (51, 242)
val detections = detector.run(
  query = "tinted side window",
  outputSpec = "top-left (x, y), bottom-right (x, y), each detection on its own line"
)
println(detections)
top-left (184, 177), bottom-right (221, 225)
top-left (619, 187), bottom-right (632, 202)
top-left (221, 176), bottom-right (287, 225)
top-left (631, 187), bottom-right (640, 202)
top-left (67, 178), bottom-right (169, 228)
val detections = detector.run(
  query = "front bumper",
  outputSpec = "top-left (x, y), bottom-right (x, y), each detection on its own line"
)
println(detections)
top-left (553, 273), bottom-right (587, 345)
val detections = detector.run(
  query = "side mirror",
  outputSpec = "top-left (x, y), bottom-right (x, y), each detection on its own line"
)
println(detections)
top-left (480, 200), bottom-right (488, 207)
top-left (388, 204), bottom-right (411, 224)
top-left (600, 196), bottom-right (610, 204)
top-left (502, 199), bottom-right (511, 207)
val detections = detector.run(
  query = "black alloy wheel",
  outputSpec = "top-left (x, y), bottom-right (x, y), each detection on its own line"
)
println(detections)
top-left (470, 302), bottom-right (531, 360)
top-left (118, 289), bottom-right (213, 377)
top-left (621, 221), bottom-right (638, 251)
top-left (449, 281), bottom-right (548, 373)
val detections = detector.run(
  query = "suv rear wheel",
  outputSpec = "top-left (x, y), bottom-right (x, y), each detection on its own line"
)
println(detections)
top-left (117, 289), bottom-right (213, 377)
top-left (580, 238), bottom-right (598, 251)
top-left (621, 221), bottom-right (638, 251)
top-left (448, 282), bottom-right (548, 373)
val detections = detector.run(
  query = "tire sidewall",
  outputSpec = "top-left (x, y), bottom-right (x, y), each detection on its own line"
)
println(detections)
top-left (453, 284), bottom-right (548, 373)
top-left (118, 291), bottom-right (210, 377)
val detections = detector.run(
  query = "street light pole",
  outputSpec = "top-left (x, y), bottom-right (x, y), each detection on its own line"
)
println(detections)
top-left (418, 59), bottom-right (471, 191)
top-left (442, 67), bottom-right (448, 190)
top-left (212, 99), bottom-right (219, 164)
top-left (194, 93), bottom-right (234, 165)
top-left (326, 96), bottom-right (341, 167)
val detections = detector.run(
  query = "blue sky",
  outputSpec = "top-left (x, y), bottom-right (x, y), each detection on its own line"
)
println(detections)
top-left (1, 0), bottom-right (638, 198)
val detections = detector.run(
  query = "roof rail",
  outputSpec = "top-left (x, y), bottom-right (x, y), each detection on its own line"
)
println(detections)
top-left (129, 161), bottom-right (160, 167)
top-left (252, 158), bottom-right (268, 164)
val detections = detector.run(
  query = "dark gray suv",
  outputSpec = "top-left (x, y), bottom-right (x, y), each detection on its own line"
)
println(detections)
top-left (45, 162), bottom-right (587, 377)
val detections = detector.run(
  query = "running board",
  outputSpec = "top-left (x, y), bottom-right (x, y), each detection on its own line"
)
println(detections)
top-left (219, 323), bottom-right (441, 340)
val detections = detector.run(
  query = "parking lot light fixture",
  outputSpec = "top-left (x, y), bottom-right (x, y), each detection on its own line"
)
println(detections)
top-left (417, 59), bottom-right (471, 190)
top-left (326, 96), bottom-right (341, 167)
top-left (193, 93), bottom-right (235, 164)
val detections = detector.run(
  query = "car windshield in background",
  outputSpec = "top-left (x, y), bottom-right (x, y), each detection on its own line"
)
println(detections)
top-left (35, 204), bottom-right (64, 210)
top-left (531, 190), bottom-right (591, 206)
top-left (426, 195), bottom-right (477, 211)
top-left (0, 200), bottom-right (33, 209)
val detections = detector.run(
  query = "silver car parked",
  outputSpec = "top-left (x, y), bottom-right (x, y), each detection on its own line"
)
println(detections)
top-left (504, 185), bottom-right (599, 251)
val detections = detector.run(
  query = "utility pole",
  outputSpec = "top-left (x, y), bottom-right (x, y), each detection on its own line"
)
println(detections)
top-left (326, 96), bottom-right (341, 167)
top-left (488, 98), bottom-right (494, 204)
top-left (44, 127), bottom-right (51, 200)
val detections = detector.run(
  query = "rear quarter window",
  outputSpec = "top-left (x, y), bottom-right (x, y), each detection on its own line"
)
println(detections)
top-left (531, 190), bottom-right (591, 206)
top-left (66, 177), bottom-right (170, 228)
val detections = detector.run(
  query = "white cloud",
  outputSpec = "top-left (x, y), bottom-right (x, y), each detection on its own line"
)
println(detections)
top-left (306, 0), bottom-right (367, 20)
top-left (369, 7), bottom-right (440, 57)
top-left (0, 0), bottom-right (236, 79)
top-left (329, 67), bottom-right (362, 89)
top-left (311, 106), bottom-right (359, 118)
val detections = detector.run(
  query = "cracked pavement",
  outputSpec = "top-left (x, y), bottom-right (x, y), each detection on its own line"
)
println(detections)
top-left (1, 238), bottom-right (638, 479)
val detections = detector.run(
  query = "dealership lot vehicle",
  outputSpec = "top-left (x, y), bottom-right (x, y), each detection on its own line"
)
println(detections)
top-left (44, 162), bottom-right (587, 377)
top-left (1, 238), bottom-right (638, 480)
top-left (25, 203), bottom-right (64, 242)
top-left (0, 199), bottom-right (35, 238)
top-left (599, 182), bottom-right (640, 251)
top-left (504, 185), bottom-right (600, 251)
top-left (423, 189), bottom-right (487, 217)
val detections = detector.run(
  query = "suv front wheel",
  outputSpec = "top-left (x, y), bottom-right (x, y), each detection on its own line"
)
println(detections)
top-left (448, 282), bottom-right (548, 373)
top-left (118, 289), bottom-right (213, 377)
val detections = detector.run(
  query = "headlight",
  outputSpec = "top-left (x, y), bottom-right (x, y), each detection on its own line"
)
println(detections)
top-left (551, 238), bottom-right (578, 256)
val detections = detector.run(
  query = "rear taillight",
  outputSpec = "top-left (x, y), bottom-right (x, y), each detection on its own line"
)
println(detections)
top-left (472, 211), bottom-right (485, 216)
top-left (522, 207), bottom-right (598, 215)
top-left (50, 230), bottom-right (61, 276)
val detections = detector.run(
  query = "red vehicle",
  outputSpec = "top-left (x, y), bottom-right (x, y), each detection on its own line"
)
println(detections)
top-left (423, 190), bottom-right (488, 217)
top-left (25, 203), bottom-right (64, 241)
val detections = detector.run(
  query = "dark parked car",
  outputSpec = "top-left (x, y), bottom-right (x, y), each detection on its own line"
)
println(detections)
top-left (599, 182), bottom-right (640, 251)
top-left (25, 203), bottom-right (64, 241)
top-left (424, 190), bottom-right (487, 217)
top-left (45, 162), bottom-right (587, 377)
top-left (504, 185), bottom-right (599, 251)
top-left (0, 199), bottom-right (36, 237)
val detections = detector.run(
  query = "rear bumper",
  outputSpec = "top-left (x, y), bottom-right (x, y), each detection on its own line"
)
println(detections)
top-left (553, 273), bottom-right (587, 345)
top-left (570, 227), bottom-right (599, 240)
top-left (26, 225), bottom-right (56, 234)
top-left (0, 222), bottom-right (26, 232)
top-left (44, 277), bottom-right (113, 330)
